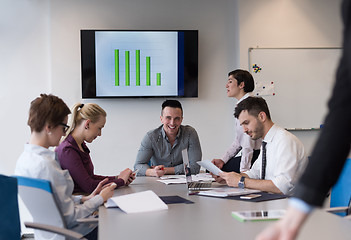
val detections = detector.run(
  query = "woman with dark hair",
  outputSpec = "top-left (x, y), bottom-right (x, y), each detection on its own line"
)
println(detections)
top-left (212, 69), bottom-right (262, 173)
top-left (15, 94), bottom-right (116, 240)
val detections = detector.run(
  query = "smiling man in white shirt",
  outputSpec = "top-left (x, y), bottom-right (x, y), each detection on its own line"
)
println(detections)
top-left (214, 97), bottom-right (307, 195)
top-left (212, 70), bottom-right (262, 173)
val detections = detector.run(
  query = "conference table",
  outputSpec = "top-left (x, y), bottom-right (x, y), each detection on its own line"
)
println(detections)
top-left (99, 176), bottom-right (351, 240)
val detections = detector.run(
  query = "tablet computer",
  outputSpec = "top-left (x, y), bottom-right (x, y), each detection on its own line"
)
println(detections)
top-left (231, 209), bottom-right (286, 222)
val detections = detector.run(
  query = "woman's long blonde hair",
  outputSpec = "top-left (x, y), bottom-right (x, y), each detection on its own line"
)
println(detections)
top-left (64, 103), bottom-right (106, 139)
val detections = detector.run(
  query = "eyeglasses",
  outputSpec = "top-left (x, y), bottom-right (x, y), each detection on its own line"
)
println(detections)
top-left (59, 123), bottom-right (70, 133)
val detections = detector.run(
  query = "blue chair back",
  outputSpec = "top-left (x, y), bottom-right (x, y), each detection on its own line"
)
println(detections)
top-left (0, 174), bottom-right (21, 240)
top-left (330, 158), bottom-right (351, 216)
top-left (16, 176), bottom-right (66, 240)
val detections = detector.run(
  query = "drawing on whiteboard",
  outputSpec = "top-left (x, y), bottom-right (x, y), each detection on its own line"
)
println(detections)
top-left (254, 81), bottom-right (275, 96)
top-left (252, 64), bottom-right (262, 73)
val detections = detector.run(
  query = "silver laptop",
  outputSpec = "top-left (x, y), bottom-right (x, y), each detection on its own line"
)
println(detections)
top-left (182, 149), bottom-right (213, 191)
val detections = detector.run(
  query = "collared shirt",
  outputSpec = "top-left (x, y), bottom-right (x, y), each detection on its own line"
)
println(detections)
top-left (245, 124), bottom-right (307, 195)
top-left (15, 144), bottom-right (103, 237)
top-left (56, 134), bottom-right (125, 194)
top-left (134, 125), bottom-right (202, 176)
top-left (222, 93), bottom-right (262, 172)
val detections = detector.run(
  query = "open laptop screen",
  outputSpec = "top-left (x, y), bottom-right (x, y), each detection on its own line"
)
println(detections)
top-left (181, 149), bottom-right (193, 185)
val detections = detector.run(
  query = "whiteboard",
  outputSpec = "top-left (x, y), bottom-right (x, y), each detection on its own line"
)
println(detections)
top-left (248, 48), bottom-right (342, 129)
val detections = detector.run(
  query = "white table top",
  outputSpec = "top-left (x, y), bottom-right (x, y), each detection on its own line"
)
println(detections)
top-left (98, 177), bottom-right (351, 240)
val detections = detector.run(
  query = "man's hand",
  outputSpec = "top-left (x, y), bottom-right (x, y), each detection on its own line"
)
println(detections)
top-left (145, 165), bottom-right (167, 177)
top-left (219, 171), bottom-right (241, 187)
top-left (212, 174), bottom-right (227, 185)
top-left (152, 165), bottom-right (166, 177)
top-left (212, 158), bottom-right (225, 169)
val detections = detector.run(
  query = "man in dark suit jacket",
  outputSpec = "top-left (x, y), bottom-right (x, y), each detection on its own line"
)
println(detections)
top-left (257, 0), bottom-right (351, 239)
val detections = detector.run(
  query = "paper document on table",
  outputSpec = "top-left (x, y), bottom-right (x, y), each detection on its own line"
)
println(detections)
top-left (104, 190), bottom-right (168, 213)
top-left (197, 188), bottom-right (260, 197)
top-left (197, 160), bottom-right (223, 176)
top-left (192, 173), bottom-right (215, 182)
top-left (157, 178), bottom-right (186, 185)
top-left (160, 175), bottom-right (185, 180)
top-left (158, 174), bottom-right (214, 185)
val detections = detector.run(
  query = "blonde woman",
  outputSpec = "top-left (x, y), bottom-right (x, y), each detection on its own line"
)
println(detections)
top-left (56, 103), bottom-right (135, 194)
top-left (15, 94), bottom-right (116, 240)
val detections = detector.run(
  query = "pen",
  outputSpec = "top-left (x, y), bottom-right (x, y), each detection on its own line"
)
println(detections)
top-left (188, 191), bottom-right (199, 195)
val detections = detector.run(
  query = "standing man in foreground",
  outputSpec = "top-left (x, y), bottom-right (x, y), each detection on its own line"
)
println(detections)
top-left (214, 97), bottom-right (307, 195)
top-left (212, 69), bottom-right (261, 173)
top-left (256, 0), bottom-right (351, 239)
top-left (134, 100), bottom-right (202, 177)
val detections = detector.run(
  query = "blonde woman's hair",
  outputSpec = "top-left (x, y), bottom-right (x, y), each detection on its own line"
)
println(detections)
top-left (65, 103), bottom-right (106, 138)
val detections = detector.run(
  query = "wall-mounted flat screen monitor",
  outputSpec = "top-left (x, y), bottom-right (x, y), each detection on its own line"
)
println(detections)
top-left (81, 30), bottom-right (198, 98)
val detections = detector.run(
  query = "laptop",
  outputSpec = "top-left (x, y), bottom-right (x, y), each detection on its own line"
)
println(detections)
top-left (181, 149), bottom-right (214, 191)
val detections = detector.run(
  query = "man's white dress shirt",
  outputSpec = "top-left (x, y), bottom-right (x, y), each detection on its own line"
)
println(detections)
top-left (244, 125), bottom-right (307, 195)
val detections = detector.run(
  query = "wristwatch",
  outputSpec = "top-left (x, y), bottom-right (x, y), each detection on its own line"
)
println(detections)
top-left (238, 176), bottom-right (246, 189)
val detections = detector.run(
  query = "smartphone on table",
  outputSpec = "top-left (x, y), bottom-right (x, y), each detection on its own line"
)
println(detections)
top-left (240, 194), bottom-right (262, 199)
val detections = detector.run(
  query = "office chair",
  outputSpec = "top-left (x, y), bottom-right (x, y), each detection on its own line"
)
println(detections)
top-left (325, 158), bottom-right (351, 219)
top-left (0, 174), bottom-right (86, 240)
top-left (15, 175), bottom-right (94, 240)
top-left (0, 174), bottom-right (21, 240)
top-left (325, 198), bottom-right (351, 220)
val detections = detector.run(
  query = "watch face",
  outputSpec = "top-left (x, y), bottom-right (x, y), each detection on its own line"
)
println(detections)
top-left (238, 176), bottom-right (245, 189)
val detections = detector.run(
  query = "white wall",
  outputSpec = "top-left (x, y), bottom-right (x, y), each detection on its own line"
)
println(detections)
top-left (238, 0), bottom-right (343, 155)
top-left (0, 0), bottom-right (343, 177)
top-left (1, 0), bottom-right (240, 175)
top-left (0, 0), bottom-right (50, 174)
top-left (0, 0), bottom-right (343, 233)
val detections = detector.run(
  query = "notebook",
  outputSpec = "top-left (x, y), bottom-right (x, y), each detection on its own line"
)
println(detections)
top-left (182, 149), bottom-right (214, 191)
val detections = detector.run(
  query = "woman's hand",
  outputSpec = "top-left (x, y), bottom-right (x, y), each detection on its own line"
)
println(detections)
top-left (99, 183), bottom-right (117, 202)
top-left (82, 178), bottom-right (111, 202)
top-left (118, 168), bottom-right (134, 185)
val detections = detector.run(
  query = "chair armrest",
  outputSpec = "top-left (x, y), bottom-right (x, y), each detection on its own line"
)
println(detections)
top-left (325, 206), bottom-right (349, 213)
top-left (24, 222), bottom-right (86, 240)
top-left (77, 216), bottom-right (99, 223)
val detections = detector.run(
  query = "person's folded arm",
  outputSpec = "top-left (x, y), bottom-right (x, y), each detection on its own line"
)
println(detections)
top-left (243, 176), bottom-right (282, 194)
top-left (134, 134), bottom-right (154, 176)
top-left (182, 127), bottom-right (202, 175)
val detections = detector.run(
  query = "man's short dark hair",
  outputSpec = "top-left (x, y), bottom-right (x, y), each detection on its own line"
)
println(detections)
top-left (161, 100), bottom-right (183, 116)
top-left (234, 96), bottom-right (271, 120)
top-left (228, 69), bottom-right (255, 93)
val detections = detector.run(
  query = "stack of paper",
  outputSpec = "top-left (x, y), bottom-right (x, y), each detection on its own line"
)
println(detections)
top-left (157, 173), bottom-right (214, 185)
top-left (104, 190), bottom-right (168, 214)
top-left (159, 175), bottom-right (184, 180)
top-left (197, 188), bottom-right (260, 197)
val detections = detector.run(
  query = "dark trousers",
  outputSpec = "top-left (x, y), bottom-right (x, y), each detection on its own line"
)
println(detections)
top-left (222, 149), bottom-right (260, 173)
top-left (85, 227), bottom-right (98, 240)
